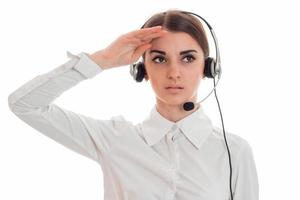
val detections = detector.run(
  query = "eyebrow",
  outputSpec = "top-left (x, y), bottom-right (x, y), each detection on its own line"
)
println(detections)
top-left (149, 49), bottom-right (198, 55)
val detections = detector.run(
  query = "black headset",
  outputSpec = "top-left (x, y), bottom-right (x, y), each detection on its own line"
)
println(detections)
top-left (130, 11), bottom-right (233, 200)
top-left (129, 11), bottom-right (221, 82)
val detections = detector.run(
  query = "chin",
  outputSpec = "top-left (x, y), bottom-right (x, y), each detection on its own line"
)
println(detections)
top-left (157, 95), bottom-right (187, 106)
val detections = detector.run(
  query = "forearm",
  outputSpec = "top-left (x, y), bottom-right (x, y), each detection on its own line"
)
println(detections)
top-left (8, 51), bottom-right (103, 113)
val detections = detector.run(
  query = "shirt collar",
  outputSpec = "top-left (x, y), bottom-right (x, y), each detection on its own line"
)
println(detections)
top-left (141, 104), bottom-right (213, 150)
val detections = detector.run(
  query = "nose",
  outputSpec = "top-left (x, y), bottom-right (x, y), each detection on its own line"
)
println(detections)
top-left (167, 64), bottom-right (181, 80)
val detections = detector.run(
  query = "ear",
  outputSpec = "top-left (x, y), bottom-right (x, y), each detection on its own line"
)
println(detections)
top-left (144, 73), bottom-right (149, 81)
top-left (144, 65), bottom-right (149, 81)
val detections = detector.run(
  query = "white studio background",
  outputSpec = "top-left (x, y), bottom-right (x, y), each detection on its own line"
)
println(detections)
top-left (1, 0), bottom-right (299, 199)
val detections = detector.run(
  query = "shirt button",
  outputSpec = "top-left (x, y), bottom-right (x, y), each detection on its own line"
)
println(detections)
top-left (171, 131), bottom-right (179, 141)
top-left (171, 135), bottom-right (175, 141)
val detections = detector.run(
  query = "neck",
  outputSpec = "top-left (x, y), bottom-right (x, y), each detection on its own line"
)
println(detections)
top-left (155, 98), bottom-right (200, 123)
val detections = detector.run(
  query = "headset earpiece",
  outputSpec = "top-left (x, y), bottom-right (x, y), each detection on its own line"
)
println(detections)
top-left (204, 57), bottom-right (217, 78)
top-left (130, 62), bottom-right (146, 82)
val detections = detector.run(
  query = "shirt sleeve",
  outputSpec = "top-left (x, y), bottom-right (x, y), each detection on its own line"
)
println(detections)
top-left (233, 140), bottom-right (259, 200)
top-left (7, 51), bottom-right (120, 164)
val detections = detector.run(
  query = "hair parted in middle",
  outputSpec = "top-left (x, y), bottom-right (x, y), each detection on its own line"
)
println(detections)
top-left (141, 9), bottom-right (210, 60)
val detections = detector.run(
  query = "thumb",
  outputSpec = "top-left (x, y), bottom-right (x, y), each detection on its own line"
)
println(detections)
top-left (131, 43), bottom-right (151, 62)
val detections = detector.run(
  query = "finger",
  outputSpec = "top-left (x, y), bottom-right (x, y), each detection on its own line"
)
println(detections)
top-left (127, 26), bottom-right (162, 38)
top-left (123, 37), bottom-right (145, 47)
top-left (131, 43), bottom-right (152, 61)
top-left (124, 31), bottom-right (163, 46)
top-left (140, 30), bottom-right (168, 43)
top-left (136, 27), bottom-right (165, 39)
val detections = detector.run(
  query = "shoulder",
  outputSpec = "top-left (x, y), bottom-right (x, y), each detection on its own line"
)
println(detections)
top-left (104, 114), bottom-right (135, 130)
top-left (86, 114), bottom-right (135, 136)
top-left (211, 125), bottom-right (252, 151)
top-left (208, 126), bottom-right (255, 166)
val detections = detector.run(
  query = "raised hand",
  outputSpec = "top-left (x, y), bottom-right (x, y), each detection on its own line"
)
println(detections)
top-left (89, 26), bottom-right (168, 69)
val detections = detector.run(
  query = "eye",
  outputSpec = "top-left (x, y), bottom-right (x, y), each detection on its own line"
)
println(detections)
top-left (182, 55), bottom-right (195, 63)
top-left (152, 56), bottom-right (166, 63)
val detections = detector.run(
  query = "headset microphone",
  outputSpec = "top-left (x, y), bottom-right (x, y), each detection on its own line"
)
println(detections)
top-left (183, 102), bottom-right (195, 111)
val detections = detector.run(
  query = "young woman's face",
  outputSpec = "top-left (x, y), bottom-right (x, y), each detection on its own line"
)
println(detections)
top-left (144, 30), bottom-right (205, 106)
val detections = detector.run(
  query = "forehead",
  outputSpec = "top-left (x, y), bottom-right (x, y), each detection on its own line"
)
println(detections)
top-left (149, 31), bottom-right (201, 52)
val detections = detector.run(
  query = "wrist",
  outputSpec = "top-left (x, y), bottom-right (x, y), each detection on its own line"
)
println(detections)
top-left (89, 49), bottom-right (112, 70)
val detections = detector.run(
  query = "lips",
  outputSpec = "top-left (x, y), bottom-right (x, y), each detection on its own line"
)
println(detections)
top-left (165, 85), bottom-right (184, 89)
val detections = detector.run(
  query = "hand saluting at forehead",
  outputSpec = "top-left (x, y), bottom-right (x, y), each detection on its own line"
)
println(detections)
top-left (89, 26), bottom-right (168, 70)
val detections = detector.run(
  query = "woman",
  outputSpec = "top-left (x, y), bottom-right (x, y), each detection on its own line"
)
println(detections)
top-left (8, 9), bottom-right (259, 200)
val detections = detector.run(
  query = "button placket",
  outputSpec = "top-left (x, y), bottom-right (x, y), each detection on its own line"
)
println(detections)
top-left (166, 126), bottom-right (177, 161)
top-left (166, 125), bottom-right (180, 195)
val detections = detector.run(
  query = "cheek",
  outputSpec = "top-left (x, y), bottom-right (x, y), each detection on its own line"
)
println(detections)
top-left (184, 70), bottom-right (203, 91)
top-left (150, 77), bottom-right (163, 92)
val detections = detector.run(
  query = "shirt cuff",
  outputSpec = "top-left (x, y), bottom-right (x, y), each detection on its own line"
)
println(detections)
top-left (66, 51), bottom-right (103, 79)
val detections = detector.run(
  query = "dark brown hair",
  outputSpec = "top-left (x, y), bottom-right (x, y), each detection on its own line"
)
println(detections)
top-left (142, 9), bottom-right (209, 60)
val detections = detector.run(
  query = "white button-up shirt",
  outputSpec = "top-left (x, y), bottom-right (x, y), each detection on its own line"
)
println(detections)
top-left (8, 51), bottom-right (259, 200)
